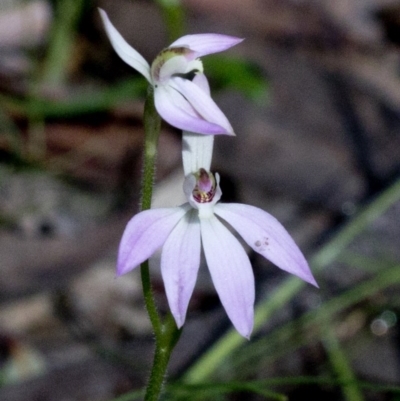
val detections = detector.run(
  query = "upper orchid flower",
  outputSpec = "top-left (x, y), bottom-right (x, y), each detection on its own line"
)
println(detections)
top-left (99, 9), bottom-right (242, 135)
top-left (117, 136), bottom-right (317, 338)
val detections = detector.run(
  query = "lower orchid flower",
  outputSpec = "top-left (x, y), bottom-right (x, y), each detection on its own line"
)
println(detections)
top-left (117, 166), bottom-right (317, 339)
top-left (117, 62), bottom-right (316, 338)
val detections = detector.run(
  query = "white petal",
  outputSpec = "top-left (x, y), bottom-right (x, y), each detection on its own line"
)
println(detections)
top-left (170, 77), bottom-right (235, 136)
top-left (214, 203), bottom-right (318, 286)
top-left (158, 55), bottom-right (188, 83)
top-left (161, 210), bottom-right (201, 328)
top-left (154, 85), bottom-right (226, 134)
top-left (117, 205), bottom-right (190, 276)
top-left (192, 73), bottom-right (211, 94)
top-left (181, 74), bottom-right (214, 175)
top-left (99, 9), bottom-right (151, 83)
top-left (170, 34), bottom-right (244, 57)
top-left (200, 216), bottom-right (255, 338)
top-left (182, 132), bottom-right (214, 175)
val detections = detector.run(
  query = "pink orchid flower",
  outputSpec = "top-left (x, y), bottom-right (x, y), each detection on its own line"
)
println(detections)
top-left (99, 9), bottom-right (242, 135)
top-left (117, 130), bottom-right (317, 338)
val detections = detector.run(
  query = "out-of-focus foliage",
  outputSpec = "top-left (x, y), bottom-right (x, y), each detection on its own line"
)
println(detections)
top-left (204, 55), bottom-right (269, 101)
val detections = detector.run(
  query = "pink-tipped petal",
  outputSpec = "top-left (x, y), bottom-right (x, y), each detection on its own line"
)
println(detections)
top-left (161, 210), bottom-right (201, 328)
top-left (170, 34), bottom-right (244, 57)
top-left (98, 9), bottom-right (151, 83)
top-left (117, 205), bottom-right (189, 276)
top-left (170, 77), bottom-right (235, 136)
top-left (214, 204), bottom-right (318, 287)
top-left (200, 216), bottom-right (255, 338)
top-left (154, 85), bottom-right (226, 134)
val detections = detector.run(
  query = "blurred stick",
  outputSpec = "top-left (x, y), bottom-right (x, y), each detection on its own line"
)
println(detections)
top-left (322, 321), bottom-right (364, 401)
top-left (40, 0), bottom-right (85, 86)
top-left (154, 0), bottom-right (185, 42)
top-left (26, 0), bottom-right (85, 161)
top-left (234, 261), bottom-right (400, 371)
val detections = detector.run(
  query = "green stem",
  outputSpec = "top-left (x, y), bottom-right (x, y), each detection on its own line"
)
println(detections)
top-left (141, 87), bottom-right (162, 211)
top-left (140, 87), bottom-right (181, 401)
top-left (145, 346), bottom-right (172, 401)
top-left (144, 316), bottom-right (182, 401)
top-left (183, 178), bottom-right (400, 383)
top-left (140, 87), bottom-right (163, 339)
top-left (141, 260), bottom-right (162, 338)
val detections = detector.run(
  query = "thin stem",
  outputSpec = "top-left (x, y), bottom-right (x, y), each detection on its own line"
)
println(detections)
top-left (144, 315), bottom-right (182, 401)
top-left (139, 87), bottom-right (181, 401)
top-left (141, 260), bottom-right (162, 337)
top-left (145, 346), bottom-right (173, 401)
top-left (141, 87), bottom-right (162, 211)
top-left (139, 87), bottom-right (162, 337)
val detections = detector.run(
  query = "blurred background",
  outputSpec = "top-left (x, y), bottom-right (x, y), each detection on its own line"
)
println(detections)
top-left (1, 0), bottom-right (400, 400)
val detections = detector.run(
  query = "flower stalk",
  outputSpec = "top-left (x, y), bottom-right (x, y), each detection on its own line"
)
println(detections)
top-left (140, 87), bottom-right (162, 339)
top-left (142, 86), bottom-right (161, 212)
top-left (139, 87), bottom-right (180, 401)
